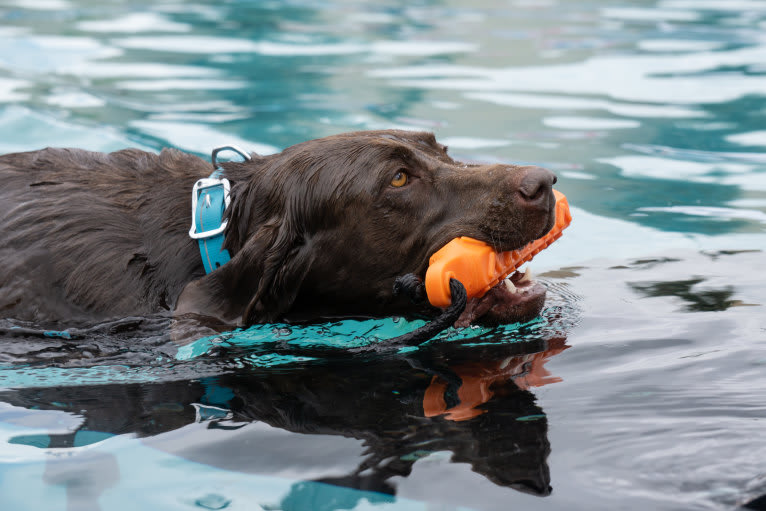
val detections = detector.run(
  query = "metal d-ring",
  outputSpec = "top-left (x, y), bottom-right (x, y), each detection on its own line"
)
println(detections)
top-left (211, 145), bottom-right (252, 169)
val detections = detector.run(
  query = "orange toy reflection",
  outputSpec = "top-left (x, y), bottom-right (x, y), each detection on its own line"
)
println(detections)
top-left (423, 338), bottom-right (568, 421)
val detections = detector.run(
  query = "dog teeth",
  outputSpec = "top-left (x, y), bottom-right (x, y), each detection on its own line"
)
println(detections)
top-left (518, 267), bottom-right (533, 284)
top-left (503, 278), bottom-right (517, 294)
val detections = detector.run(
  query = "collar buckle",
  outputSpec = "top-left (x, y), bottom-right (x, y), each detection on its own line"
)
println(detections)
top-left (188, 176), bottom-right (231, 239)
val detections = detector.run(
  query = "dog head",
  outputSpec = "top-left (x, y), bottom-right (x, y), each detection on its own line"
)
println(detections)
top-left (177, 130), bottom-right (557, 326)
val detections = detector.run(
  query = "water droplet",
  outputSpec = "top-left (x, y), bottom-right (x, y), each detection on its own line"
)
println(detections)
top-left (195, 493), bottom-right (231, 510)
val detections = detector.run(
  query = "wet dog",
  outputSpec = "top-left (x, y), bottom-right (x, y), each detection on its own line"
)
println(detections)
top-left (0, 130), bottom-right (556, 328)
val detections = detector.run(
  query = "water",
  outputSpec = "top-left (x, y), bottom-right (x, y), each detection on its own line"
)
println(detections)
top-left (0, 0), bottom-right (765, 509)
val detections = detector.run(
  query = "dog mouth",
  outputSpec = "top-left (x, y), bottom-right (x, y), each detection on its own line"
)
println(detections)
top-left (453, 267), bottom-right (547, 328)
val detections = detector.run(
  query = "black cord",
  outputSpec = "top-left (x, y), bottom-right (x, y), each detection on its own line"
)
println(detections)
top-left (393, 273), bottom-right (426, 303)
top-left (351, 277), bottom-right (467, 354)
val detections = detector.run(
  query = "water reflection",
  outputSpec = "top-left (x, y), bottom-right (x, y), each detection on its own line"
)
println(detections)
top-left (0, 338), bottom-right (567, 502)
top-left (629, 277), bottom-right (740, 312)
top-left (626, 250), bottom-right (762, 311)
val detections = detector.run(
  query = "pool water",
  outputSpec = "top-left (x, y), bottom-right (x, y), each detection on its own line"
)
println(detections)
top-left (1, 0), bottom-right (765, 510)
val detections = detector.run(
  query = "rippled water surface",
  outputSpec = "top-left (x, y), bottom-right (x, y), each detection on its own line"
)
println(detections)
top-left (1, 1), bottom-right (765, 510)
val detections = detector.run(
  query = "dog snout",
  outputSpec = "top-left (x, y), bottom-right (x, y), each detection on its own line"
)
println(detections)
top-left (518, 166), bottom-right (557, 204)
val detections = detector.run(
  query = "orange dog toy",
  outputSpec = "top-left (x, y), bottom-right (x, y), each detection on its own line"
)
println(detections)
top-left (425, 190), bottom-right (572, 307)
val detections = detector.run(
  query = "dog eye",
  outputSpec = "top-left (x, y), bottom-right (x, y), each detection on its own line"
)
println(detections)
top-left (390, 170), bottom-right (409, 188)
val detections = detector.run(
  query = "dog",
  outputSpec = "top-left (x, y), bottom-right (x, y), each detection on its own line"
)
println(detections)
top-left (0, 130), bottom-right (556, 330)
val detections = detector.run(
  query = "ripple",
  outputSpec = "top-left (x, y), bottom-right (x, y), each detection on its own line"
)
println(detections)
top-left (660, 0), bottom-right (766, 10)
top-left (637, 39), bottom-right (726, 52)
top-left (637, 206), bottom-right (766, 223)
top-left (45, 90), bottom-right (105, 109)
top-left (7, 0), bottom-right (70, 9)
top-left (600, 7), bottom-right (700, 22)
top-left (466, 92), bottom-right (705, 118)
top-left (58, 62), bottom-right (220, 79)
top-left (437, 136), bottom-right (510, 149)
top-left (117, 79), bottom-right (247, 92)
top-left (372, 44), bottom-right (766, 105)
top-left (560, 170), bottom-right (597, 180)
top-left (76, 13), bottom-right (191, 33)
top-left (113, 36), bottom-right (475, 57)
top-left (726, 130), bottom-right (766, 147)
top-left (600, 155), bottom-right (755, 181)
top-left (114, 35), bottom-right (262, 54)
top-left (0, 105), bottom-right (135, 154)
top-left (130, 120), bottom-right (279, 156)
top-left (0, 35), bottom-right (121, 73)
top-left (543, 116), bottom-right (641, 130)
top-left (0, 78), bottom-right (30, 103)
top-left (368, 40), bottom-right (477, 56)
top-left (623, 142), bottom-right (766, 164)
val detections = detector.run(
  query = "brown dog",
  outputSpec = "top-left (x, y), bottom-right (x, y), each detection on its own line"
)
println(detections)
top-left (0, 130), bottom-right (556, 329)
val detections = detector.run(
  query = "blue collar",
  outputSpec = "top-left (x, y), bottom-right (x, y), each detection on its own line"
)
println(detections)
top-left (189, 145), bottom-right (251, 274)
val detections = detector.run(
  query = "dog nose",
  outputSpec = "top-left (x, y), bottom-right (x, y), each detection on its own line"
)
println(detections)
top-left (518, 166), bottom-right (557, 203)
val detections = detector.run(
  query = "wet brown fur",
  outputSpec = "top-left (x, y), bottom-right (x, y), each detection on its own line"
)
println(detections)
top-left (0, 130), bottom-right (555, 327)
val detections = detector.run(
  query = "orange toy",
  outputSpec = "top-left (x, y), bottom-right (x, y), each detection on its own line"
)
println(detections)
top-left (425, 190), bottom-right (572, 308)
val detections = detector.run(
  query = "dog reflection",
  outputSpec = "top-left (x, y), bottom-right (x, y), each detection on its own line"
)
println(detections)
top-left (1, 338), bottom-right (567, 502)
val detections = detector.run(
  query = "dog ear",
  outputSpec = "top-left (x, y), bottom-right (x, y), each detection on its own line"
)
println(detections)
top-left (240, 207), bottom-right (315, 325)
top-left (217, 157), bottom-right (326, 324)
